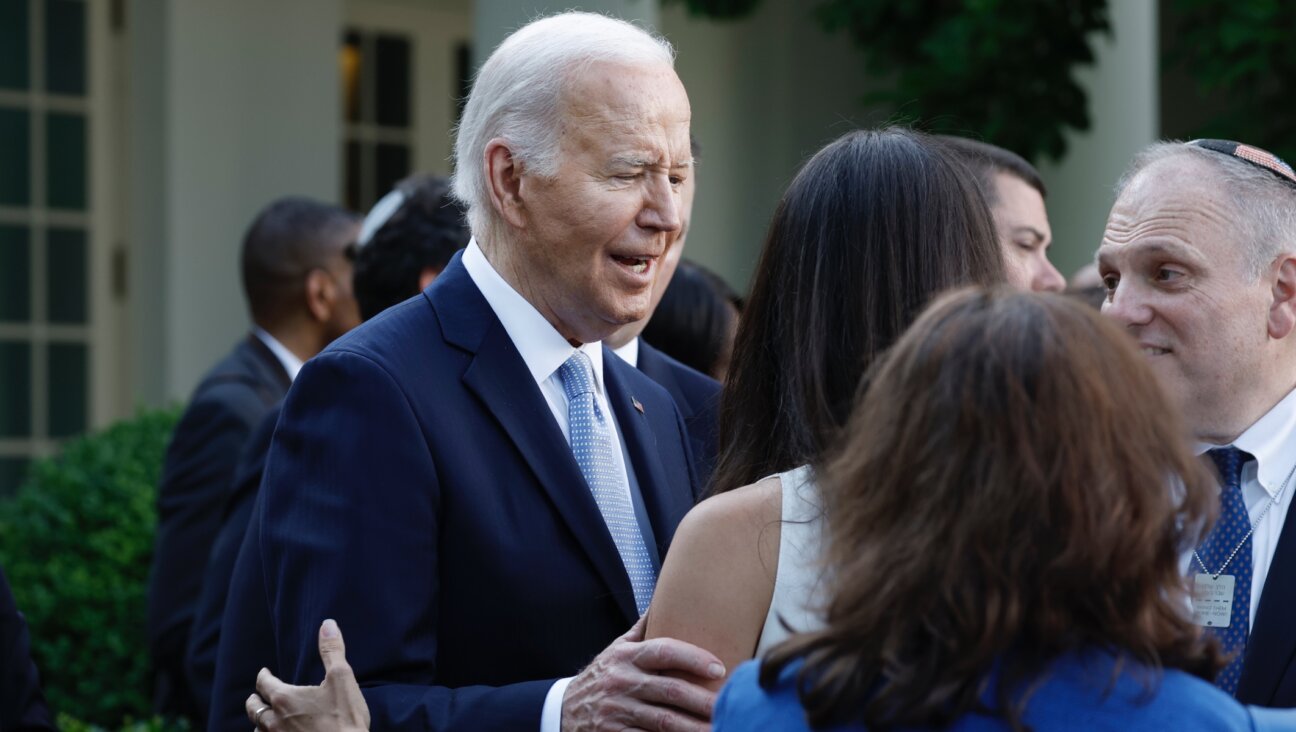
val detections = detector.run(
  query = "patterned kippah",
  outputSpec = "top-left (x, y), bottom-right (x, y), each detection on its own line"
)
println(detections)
top-left (1188, 139), bottom-right (1296, 186)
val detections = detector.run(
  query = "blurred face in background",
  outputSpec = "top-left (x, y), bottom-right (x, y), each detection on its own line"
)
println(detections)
top-left (992, 172), bottom-right (1066, 293)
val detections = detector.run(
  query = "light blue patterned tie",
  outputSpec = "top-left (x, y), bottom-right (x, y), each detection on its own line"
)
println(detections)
top-left (1202, 447), bottom-right (1253, 696)
top-left (559, 351), bottom-right (656, 614)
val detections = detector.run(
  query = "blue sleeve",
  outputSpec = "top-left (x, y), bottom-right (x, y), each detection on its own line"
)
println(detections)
top-left (1248, 705), bottom-right (1296, 731)
top-left (261, 350), bottom-right (552, 731)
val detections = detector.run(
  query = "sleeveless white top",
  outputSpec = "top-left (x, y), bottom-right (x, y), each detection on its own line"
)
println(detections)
top-left (753, 464), bottom-right (829, 657)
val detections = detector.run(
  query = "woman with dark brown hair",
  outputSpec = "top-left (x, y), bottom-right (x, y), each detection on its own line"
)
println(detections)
top-left (714, 287), bottom-right (1296, 731)
top-left (643, 126), bottom-right (1005, 681)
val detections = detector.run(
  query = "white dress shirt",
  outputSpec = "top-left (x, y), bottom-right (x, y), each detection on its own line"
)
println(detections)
top-left (1195, 385), bottom-right (1296, 628)
top-left (612, 337), bottom-right (640, 368)
top-left (462, 240), bottom-right (641, 732)
top-left (252, 327), bottom-right (303, 382)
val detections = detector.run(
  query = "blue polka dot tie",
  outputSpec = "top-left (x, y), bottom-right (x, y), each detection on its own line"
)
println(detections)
top-left (1202, 447), bottom-right (1253, 696)
top-left (559, 351), bottom-right (656, 615)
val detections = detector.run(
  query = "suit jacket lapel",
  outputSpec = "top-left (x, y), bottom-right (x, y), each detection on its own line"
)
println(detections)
top-left (637, 344), bottom-right (694, 422)
top-left (604, 358), bottom-right (693, 556)
top-left (434, 257), bottom-right (640, 624)
top-left (1239, 497), bottom-right (1296, 704)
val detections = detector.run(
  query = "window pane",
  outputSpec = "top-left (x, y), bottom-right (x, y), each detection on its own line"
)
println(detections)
top-left (48, 341), bottom-right (86, 438)
top-left (0, 457), bottom-right (29, 497)
top-left (341, 30), bottom-right (363, 124)
top-left (0, 0), bottom-right (29, 91)
top-left (0, 340), bottom-right (31, 438)
top-left (345, 140), bottom-right (362, 212)
top-left (0, 106), bottom-right (31, 206)
top-left (46, 111), bottom-right (86, 210)
top-left (0, 225), bottom-right (30, 322)
top-left (47, 227), bottom-right (86, 324)
top-left (375, 144), bottom-right (409, 202)
top-left (45, 0), bottom-right (86, 95)
top-left (374, 35), bottom-right (411, 127)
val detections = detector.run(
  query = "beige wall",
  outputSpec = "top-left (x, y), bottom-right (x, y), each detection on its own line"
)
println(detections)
top-left (123, 0), bottom-right (1157, 405)
top-left (1036, 1), bottom-right (1159, 280)
top-left (129, 0), bottom-right (344, 404)
top-left (661, 0), bottom-right (879, 291)
top-left (466, 0), bottom-right (874, 292)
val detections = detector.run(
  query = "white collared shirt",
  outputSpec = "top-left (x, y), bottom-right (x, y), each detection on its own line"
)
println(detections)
top-left (462, 240), bottom-right (639, 732)
top-left (252, 327), bottom-right (303, 382)
top-left (462, 240), bottom-right (630, 452)
top-left (612, 337), bottom-right (640, 368)
top-left (1194, 385), bottom-right (1296, 627)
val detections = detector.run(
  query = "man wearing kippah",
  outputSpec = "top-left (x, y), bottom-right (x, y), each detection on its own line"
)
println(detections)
top-left (1099, 139), bottom-right (1296, 706)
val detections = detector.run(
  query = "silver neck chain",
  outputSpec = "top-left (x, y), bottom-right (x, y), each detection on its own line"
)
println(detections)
top-left (1193, 454), bottom-right (1296, 580)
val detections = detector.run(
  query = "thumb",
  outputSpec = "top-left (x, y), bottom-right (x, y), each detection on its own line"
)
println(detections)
top-left (621, 612), bottom-right (649, 643)
top-left (319, 618), bottom-right (350, 674)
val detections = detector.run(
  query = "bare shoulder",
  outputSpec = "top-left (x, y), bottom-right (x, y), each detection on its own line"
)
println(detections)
top-left (646, 475), bottom-right (786, 684)
top-left (678, 475), bottom-right (783, 549)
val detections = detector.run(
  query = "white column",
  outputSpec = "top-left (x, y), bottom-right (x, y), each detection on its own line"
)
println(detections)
top-left (1036, 1), bottom-right (1158, 280)
top-left (129, 0), bottom-right (344, 403)
top-left (472, 0), bottom-right (659, 68)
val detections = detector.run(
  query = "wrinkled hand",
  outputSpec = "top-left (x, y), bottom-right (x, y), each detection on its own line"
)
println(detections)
top-left (562, 614), bottom-right (725, 732)
top-left (246, 619), bottom-right (371, 732)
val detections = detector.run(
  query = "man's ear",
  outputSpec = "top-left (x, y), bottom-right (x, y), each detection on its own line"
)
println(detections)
top-left (485, 139), bottom-right (527, 230)
top-left (1268, 255), bottom-right (1296, 339)
top-left (305, 269), bottom-right (335, 324)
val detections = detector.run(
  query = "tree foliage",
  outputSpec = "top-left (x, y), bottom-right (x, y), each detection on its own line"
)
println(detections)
top-left (667, 0), bottom-right (1110, 162)
top-left (0, 408), bottom-right (180, 726)
top-left (1165, 0), bottom-right (1296, 163)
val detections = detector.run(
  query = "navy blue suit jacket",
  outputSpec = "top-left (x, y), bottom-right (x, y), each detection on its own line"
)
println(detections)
top-left (147, 334), bottom-right (289, 718)
top-left (259, 256), bottom-right (702, 730)
top-left (188, 403), bottom-right (283, 726)
top-left (1239, 495), bottom-right (1296, 707)
top-left (206, 490), bottom-right (277, 732)
top-left (635, 341), bottom-right (720, 490)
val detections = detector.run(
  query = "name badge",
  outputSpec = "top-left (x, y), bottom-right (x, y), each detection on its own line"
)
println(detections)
top-left (1191, 573), bottom-right (1235, 628)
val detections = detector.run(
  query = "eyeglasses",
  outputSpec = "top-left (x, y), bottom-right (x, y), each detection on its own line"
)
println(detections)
top-left (1187, 139), bottom-right (1296, 187)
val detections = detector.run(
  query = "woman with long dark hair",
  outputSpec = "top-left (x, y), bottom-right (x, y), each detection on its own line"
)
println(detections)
top-left (714, 288), bottom-right (1296, 730)
top-left (644, 127), bottom-right (1005, 681)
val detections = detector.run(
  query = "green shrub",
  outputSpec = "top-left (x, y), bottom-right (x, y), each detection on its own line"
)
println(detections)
top-left (0, 408), bottom-right (180, 726)
top-left (58, 713), bottom-right (189, 732)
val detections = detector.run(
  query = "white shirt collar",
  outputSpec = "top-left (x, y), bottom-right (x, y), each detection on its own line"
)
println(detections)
top-left (252, 327), bottom-right (304, 382)
top-left (1197, 385), bottom-right (1296, 499)
top-left (461, 239), bottom-right (605, 390)
top-left (612, 337), bottom-right (640, 368)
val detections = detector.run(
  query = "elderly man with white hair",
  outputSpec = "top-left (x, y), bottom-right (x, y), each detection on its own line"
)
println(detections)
top-left (243, 12), bottom-right (722, 732)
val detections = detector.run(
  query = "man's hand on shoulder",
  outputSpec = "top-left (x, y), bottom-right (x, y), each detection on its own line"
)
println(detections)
top-left (561, 614), bottom-right (724, 732)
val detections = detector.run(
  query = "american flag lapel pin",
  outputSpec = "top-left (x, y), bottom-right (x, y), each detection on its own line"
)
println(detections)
top-left (632, 396), bottom-right (644, 414)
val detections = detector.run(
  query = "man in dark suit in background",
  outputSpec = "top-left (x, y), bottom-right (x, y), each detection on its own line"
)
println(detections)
top-left (1099, 139), bottom-right (1296, 706)
top-left (147, 197), bottom-right (361, 722)
top-left (252, 12), bottom-right (723, 732)
top-left (194, 177), bottom-right (468, 731)
top-left (605, 136), bottom-right (721, 490)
